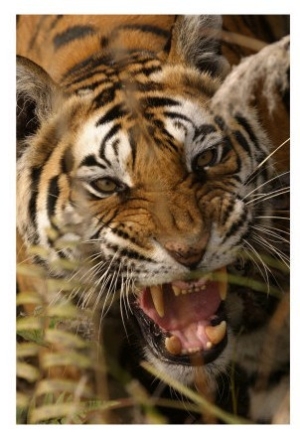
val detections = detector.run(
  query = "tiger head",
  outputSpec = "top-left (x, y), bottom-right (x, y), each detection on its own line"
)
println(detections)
top-left (17, 16), bottom-right (276, 386)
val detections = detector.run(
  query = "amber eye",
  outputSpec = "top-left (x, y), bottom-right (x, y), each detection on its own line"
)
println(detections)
top-left (193, 148), bottom-right (218, 170)
top-left (92, 177), bottom-right (120, 194)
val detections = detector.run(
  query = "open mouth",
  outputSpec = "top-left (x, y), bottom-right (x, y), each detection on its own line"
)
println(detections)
top-left (134, 267), bottom-right (228, 365)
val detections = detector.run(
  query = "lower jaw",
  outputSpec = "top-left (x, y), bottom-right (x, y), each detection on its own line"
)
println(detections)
top-left (133, 304), bottom-right (228, 367)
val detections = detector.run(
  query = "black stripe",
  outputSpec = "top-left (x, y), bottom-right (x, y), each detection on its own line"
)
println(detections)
top-left (101, 123), bottom-right (121, 147)
top-left (47, 175), bottom-right (60, 219)
top-left (93, 85), bottom-right (119, 109)
top-left (122, 24), bottom-right (170, 38)
top-left (71, 73), bottom-right (109, 89)
top-left (32, 255), bottom-right (47, 267)
top-left (220, 136), bottom-right (234, 159)
top-left (123, 52), bottom-right (159, 66)
top-left (117, 24), bottom-right (170, 39)
top-left (99, 124), bottom-right (122, 166)
top-left (60, 147), bottom-right (74, 174)
top-left (28, 167), bottom-right (43, 233)
top-left (233, 130), bottom-right (251, 154)
top-left (46, 233), bottom-right (67, 259)
top-left (96, 103), bottom-right (128, 126)
top-left (122, 60), bottom-right (162, 78)
top-left (282, 68), bottom-right (290, 113)
top-left (53, 25), bottom-right (96, 49)
top-left (75, 80), bottom-right (107, 94)
top-left (221, 199), bottom-right (235, 226)
top-left (135, 81), bottom-right (163, 92)
top-left (165, 111), bottom-right (191, 123)
top-left (67, 65), bottom-right (113, 87)
top-left (223, 209), bottom-right (248, 242)
top-left (235, 114), bottom-right (259, 148)
top-left (152, 126), bottom-right (179, 152)
top-left (194, 124), bottom-right (217, 141)
top-left (214, 115), bottom-right (226, 131)
top-left (79, 154), bottom-right (107, 169)
top-left (109, 243), bottom-right (155, 263)
top-left (112, 139), bottom-right (120, 157)
top-left (163, 30), bottom-right (172, 53)
top-left (128, 127), bottom-right (137, 169)
top-left (141, 96), bottom-right (180, 109)
top-left (62, 53), bottom-right (113, 81)
top-left (139, 65), bottom-right (162, 77)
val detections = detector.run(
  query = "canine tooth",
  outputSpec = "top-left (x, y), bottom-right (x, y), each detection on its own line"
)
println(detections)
top-left (150, 285), bottom-right (164, 318)
top-left (205, 321), bottom-right (227, 345)
top-left (172, 285), bottom-right (181, 296)
top-left (165, 335), bottom-right (182, 355)
top-left (206, 341), bottom-right (213, 350)
top-left (201, 284), bottom-right (207, 291)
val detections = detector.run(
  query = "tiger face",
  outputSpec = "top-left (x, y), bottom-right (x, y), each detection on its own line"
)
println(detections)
top-left (17, 15), bottom-right (282, 390)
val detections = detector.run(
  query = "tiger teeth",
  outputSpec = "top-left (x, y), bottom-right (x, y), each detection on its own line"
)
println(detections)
top-left (205, 321), bottom-right (227, 345)
top-left (206, 341), bottom-right (213, 350)
top-left (171, 284), bottom-right (205, 296)
top-left (172, 285), bottom-right (181, 296)
top-left (165, 335), bottom-right (182, 355)
top-left (150, 285), bottom-right (164, 317)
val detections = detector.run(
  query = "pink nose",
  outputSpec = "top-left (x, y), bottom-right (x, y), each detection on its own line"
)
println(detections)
top-left (164, 240), bottom-right (206, 269)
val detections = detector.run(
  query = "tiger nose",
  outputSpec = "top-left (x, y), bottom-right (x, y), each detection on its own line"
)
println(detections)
top-left (164, 238), bottom-right (208, 269)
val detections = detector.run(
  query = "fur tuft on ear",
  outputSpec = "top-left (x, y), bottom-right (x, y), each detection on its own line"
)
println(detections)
top-left (168, 15), bottom-right (229, 78)
top-left (17, 56), bottom-right (61, 151)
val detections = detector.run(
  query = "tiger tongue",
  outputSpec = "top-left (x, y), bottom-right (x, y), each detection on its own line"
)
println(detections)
top-left (138, 270), bottom-right (227, 354)
top-left (139, 272), bottom-right (226, 332)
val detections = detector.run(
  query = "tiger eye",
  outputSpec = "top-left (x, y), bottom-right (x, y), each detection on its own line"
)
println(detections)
top-left (194, 149), bottom-right (217, 168)
top-left (93, 178), bottom-right (118, 194)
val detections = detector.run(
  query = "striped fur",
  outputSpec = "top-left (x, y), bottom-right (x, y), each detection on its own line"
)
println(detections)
top-left (17, 15), bottom-right (289, 423)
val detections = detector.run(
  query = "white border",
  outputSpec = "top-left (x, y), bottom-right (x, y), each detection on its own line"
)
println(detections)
top-left (12, 0), bottom-right (298, 15)
top-left (2, 1), bottom-right (299, 431)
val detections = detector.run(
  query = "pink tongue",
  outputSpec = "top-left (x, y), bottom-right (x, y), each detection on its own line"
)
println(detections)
top-left (139, 281), bottom-right (221, 332)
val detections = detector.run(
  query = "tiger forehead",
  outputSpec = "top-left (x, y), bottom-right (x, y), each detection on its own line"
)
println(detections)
top-left (66, 45), bottom-right (217, 113)
top-left (127, 125), bottom-right (186, 180)
top-left (73, 74), bottom-right (219, 183)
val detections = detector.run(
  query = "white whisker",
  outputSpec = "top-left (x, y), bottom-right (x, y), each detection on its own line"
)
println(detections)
top-left (255, 138), bottom-right (289, 171)
top-left (252, 234), bottom-right (290, 269)
top-left (255, 224), bottom-right (290, 237)
top-left (243, 170), bottom-right (289, 201)
top-left (253, 225), bottom-right (290, 245)
top-left (243, 239), bottom-right (271, 291)
top-left (245, 186), bottom-right (289, 205)
top-left (255, 215), bottom-right (289, 221)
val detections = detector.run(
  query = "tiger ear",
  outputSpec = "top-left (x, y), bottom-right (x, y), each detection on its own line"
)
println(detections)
top-left (166, 15), bottom-right (229, 78)
top-left (17, 56), bottom-right (61, 147)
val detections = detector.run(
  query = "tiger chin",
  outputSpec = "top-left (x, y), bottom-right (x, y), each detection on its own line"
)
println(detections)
top-left (17, 15), bottom-right (289, 423)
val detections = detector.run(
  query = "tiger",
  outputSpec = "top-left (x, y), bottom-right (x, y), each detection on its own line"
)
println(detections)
top-left (16, 15), bottom-right (290, 423)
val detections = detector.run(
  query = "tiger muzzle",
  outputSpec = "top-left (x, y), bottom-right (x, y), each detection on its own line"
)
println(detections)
top-left (164, 237), bottom-right (208, 269)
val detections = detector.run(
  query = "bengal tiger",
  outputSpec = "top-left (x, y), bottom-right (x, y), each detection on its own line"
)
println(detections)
top-left (17, 15), bottom-right (290, 423)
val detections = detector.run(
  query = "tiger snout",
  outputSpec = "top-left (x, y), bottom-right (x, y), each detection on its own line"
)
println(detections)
top-left (164, 235), bottom-right (209, 269)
